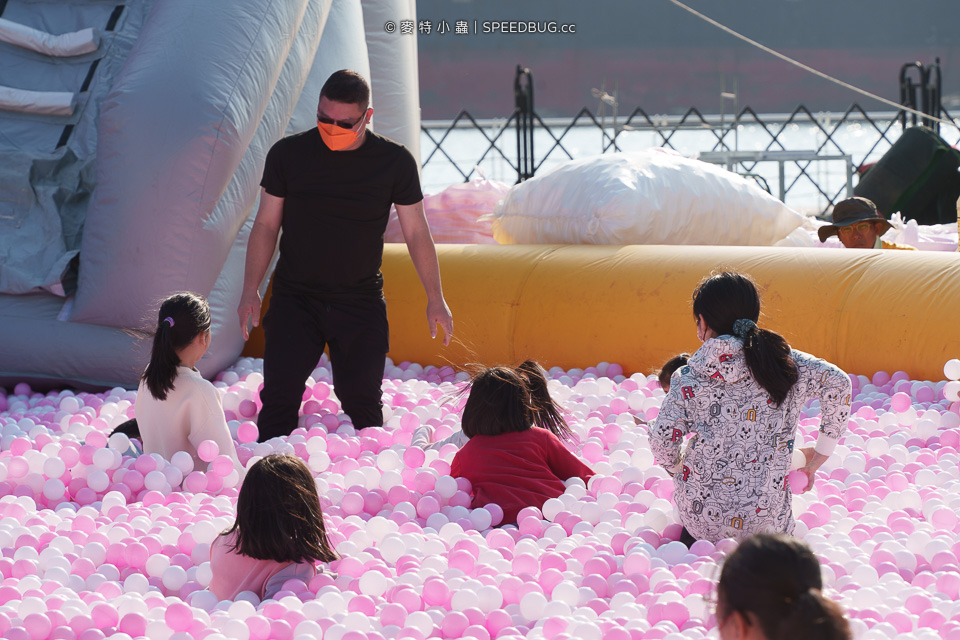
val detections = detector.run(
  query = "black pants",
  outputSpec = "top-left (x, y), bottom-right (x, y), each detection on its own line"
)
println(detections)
top-left (257, 293), bottom-right (389, 441)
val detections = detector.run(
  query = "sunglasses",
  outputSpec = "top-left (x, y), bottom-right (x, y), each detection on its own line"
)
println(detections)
top-left (316, 112), bottom-right (364, 129)
top-left (837, 221), bottom-right (876, 238)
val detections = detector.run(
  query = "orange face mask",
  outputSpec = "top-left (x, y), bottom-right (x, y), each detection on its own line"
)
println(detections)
top-left (317, 121), bottom-right (361, 151)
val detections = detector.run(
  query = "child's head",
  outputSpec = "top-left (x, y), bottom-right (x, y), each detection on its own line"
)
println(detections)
top-left (692, 271), bottom-right (798, 406)
top-left (142, 292), bottom-right (212, 400)
top-left (228, 454), bottom-right (338, 564)
top-left (716, 533), bottom-right (849, 640)
top-left (461, 360), bottom-right (571, 440)
top-left (658, 353), bottom-right (690, 392)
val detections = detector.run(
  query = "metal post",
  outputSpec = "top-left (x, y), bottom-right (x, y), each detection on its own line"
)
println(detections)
top-left (514, 66), bottom-right (535, 182)
top-left (927, 58), bottom-right (942, 135)
top-left (778, 160), bottom-right (786, 202)
top-left (900, 62), bottom-right (924, 130)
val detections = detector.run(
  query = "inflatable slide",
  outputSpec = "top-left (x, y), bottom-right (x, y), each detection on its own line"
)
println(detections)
top-left (0, 0), bottom-right (420, 388)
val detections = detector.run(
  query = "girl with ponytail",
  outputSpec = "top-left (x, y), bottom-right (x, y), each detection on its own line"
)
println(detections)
top-left (450, 360), bottom-right (593, 524)
top-left (650, 272), bottom-right (851, 544)
top-left (715, 533), bottom-right (850, 640)
top-left (135, 293), bottom-right (244, 476)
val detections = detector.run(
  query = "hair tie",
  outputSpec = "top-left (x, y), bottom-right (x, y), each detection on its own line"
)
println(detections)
top-left (732, 318), bottom-right (757, 338)
top-left (163, 317), bottom-right (175, 328)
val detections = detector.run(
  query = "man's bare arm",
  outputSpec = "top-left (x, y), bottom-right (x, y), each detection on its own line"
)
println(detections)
top-left (395, 200), bottom-right (453, 345)
top-left (238, 189), bottom-right (284, 340)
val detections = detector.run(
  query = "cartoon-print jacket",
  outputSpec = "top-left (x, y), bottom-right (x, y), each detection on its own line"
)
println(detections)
top-left (649, 335), bottom-right (851, 543)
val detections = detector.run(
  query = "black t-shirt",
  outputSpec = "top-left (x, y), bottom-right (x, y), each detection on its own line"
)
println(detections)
top-left (260, 128), bottom-right (422, 298)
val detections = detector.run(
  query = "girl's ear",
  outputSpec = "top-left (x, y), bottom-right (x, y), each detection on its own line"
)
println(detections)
top-left (721, 610), bottom-right (753, 640)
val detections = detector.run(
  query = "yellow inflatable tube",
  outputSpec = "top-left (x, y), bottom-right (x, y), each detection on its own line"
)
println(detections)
top-left (247, 244), bottom-right (960, 381)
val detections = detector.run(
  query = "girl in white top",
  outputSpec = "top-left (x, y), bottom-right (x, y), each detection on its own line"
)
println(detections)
top-left (135, 292), bottom-right (244, 477)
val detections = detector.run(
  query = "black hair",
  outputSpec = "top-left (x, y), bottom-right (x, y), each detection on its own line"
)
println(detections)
top-left (718, 533), bottom-right (850, 640)
top-left (657, 353), bottom-right (690, 392)
top-left (320, 69), bottom-right (370, 108)
top-left (225, 455), bottom-right (339, 564)
top-left (692, 271), bottom-right (798, 406)
top-left (141, 292), bottom-right (211, 401)
top-left (461, 360), bottom-right (572, 440)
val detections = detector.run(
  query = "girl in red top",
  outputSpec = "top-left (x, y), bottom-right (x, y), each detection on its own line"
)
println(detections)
top-left (450, 361), bottom-right (595, 524)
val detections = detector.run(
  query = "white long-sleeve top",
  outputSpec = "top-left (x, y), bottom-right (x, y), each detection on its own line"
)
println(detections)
top-left (136, 366), bottom-right (245, 478)
top-left (411, 426), bottom-right (469, 451)
top-left (650, 336), bottom-right (851, 543)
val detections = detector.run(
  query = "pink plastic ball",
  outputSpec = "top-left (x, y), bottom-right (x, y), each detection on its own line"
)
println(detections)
top-left (341, 492), bottom-right (364, 516)
top-left (197, 441), bottom-right (219, 462)
top-left (10, 437), bottom-right (32, 456)
top-left (422, 577), bottom-right (450, 607)
top-left (380, 603), bottom-right (407, 627)
top-left (416, 496), bottom-right (440, 519)
top-left (237, 422), bottom-right (259, 443)
top-left (164, 603), bottom-right (193, 633)
top-left (183, 472), bottom-right (206, 493)
top-left (22, 613), bottom-right (52, 640)
top-left (484, 504), bottom-right (504, 527)
top-left (916, 386), bottom-right (936, 403)
top-left (788, 470), bottom-right (808, 494)
top-left (238, 400), bottom-right (258, 418)
top-left (211, 455), bottom-right (234, 477)
top-left (118, 613), bottom-right (147, 637)
top-left (90, 604), bottom-right (118, 629)
top-left (85, 431), bottom-right (108, 449)
top-left (891, 393), bottom-right (912, 413)
top-left (441, 612), bottom-right (469, 638)
top-left (403, 447), bottom-right (426, 469)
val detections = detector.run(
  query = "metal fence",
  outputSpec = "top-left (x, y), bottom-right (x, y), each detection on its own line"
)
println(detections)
top-left (420, 103), bottom-right (960, 216)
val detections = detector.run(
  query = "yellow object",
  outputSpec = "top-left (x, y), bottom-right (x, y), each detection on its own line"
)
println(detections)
top-left (881, 240), bottom-right (917, 251)
top-left (247, 244), bottom-right (960, 381)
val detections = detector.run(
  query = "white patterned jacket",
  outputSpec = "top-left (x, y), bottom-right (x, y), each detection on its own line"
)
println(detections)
top-left (650, 335), bottom-right (851, 543)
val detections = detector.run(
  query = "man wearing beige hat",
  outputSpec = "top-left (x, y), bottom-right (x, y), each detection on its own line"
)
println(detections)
top-left (818, 197), bottom-right (916, 250)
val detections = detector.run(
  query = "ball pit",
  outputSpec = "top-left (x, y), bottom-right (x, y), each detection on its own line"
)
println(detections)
top-left (1, 354), bottom-right (960, 639)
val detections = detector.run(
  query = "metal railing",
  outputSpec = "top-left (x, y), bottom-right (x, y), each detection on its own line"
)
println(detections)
top-left (420, 103), bottom-right (960, 215)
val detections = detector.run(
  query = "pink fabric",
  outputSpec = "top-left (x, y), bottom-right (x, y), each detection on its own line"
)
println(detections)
top-left (208, 532), bottom-right (316, 601)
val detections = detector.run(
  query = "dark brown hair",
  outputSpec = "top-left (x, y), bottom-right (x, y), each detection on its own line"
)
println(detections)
top-left (225, 455), bottom-right (338, 564)
top-left (718, 533), bottom-right (850, 640)
top-left (657, 353), bottom-right (690, 391)
top-left (692, 271), bottom-right (798, 405)
top-left (141, 292), bottom-right (211, 401)
top-left (320, 69), bottom-right (370, 108)
top-left (461, 360), bottom-right (572, 440)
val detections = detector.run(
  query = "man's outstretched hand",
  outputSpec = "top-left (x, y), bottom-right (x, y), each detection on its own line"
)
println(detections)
top-left (427, 298), bottom-right (453, 346)
top-left (237, 290), bottom-right (262, 341)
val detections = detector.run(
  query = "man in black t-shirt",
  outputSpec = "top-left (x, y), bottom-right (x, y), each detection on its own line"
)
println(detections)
top-left (238, 70), bottom-right (453, 440)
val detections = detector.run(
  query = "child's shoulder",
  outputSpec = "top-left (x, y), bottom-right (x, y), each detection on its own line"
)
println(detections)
top-left (175, 368), bottom-right (217, 391)
top-left (515, 426), bottom-right (559, 446)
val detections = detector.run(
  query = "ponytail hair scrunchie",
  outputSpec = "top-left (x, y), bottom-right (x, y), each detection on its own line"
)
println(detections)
top-left (163, 317), bottom-right (175, 328)
top-left (732, 318), bottom-right (757, 338)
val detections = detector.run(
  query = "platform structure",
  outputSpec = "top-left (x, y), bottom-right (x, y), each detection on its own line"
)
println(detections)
top-left (699, 149), bottom-right (855, 202)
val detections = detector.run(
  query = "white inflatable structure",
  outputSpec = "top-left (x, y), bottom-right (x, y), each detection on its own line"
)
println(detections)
top-left (0, 0), bottom-right (421, 388)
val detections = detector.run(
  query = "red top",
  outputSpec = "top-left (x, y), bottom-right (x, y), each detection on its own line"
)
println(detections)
top-left (451, 427), bottom-right (595, 524)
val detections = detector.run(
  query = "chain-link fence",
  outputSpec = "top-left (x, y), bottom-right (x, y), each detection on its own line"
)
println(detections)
top-left (421, 105), bottom-right (960, 216)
